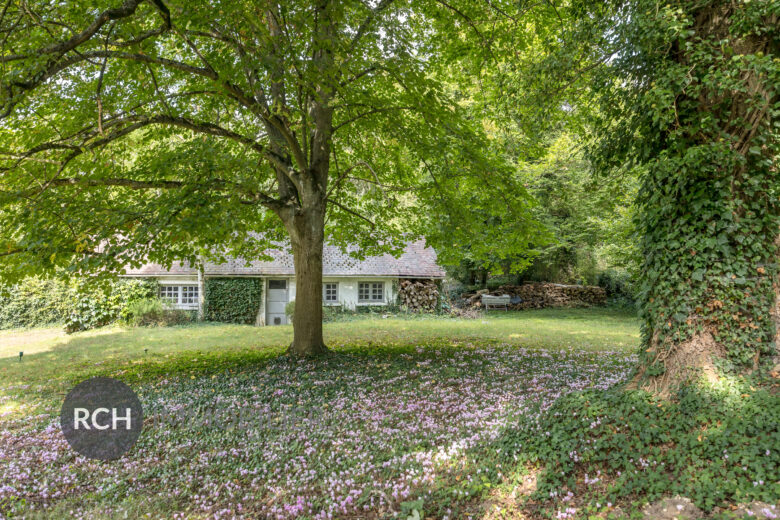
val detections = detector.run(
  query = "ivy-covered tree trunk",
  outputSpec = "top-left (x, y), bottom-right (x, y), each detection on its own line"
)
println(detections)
top-left (631, 2), bottom-right (779, 395)
top-left (774, 233), bottom-right (780, 357)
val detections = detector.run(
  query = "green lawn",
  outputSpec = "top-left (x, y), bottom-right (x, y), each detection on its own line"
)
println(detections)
top-left (2, 310), bottom-right (776, 519)
top-left (1, 308), bottom-right (644, 519)
top-left (0, 308), bottom-right (638, 416)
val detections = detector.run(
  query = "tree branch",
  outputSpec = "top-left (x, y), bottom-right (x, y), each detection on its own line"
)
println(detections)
top-left (77, 50), bottom-right (217, 80)
top-left (326, 197), bottom-right (376, 228)
top-left (432, 0), bottom-right (496, 62)
top-left (3, 114), bottom-right (291, 179)
top-left (0, 247), bottom-right (23, 258)
top-left (348, 0), bottom-right (396, 54)
top-left (1, 49), bottom-right (219, 120)
top-left (339, 65), bottom-right (377, 87)
top-left (13, 176), bottom-right (287, 212)
top-left (0, 0), bottom-right (147, 63)
top-left (333, 106), bottom-right (416, 132)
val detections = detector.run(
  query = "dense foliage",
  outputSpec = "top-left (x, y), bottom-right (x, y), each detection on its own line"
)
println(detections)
top-left (522, 0), bottom-right (780, 387)
top-left (284, 300), bottom-right (371, 323)
top-left (502, 379), bottom-right (780, 515)
top-left (605, 1), bottom-right (779, 382)
top-left (0, 0), bottom-right (548, 354)
top-left (126, 298), bottom-right (194, 327)
top-left (0, 277), bottom-right (71, 329)
top-left (65, 278), bottom-right (159, 332)
top-left (520, 135), bottom-right (639, 285)
top-left (0, 277), bottom-right (157, 330)
top-left (446, 133), bottom-right (640, 292)
top-left (204, 278), bottom-right (263, 325)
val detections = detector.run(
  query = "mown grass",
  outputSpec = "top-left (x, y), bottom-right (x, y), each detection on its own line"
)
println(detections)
top-left (3, 309), bottom-right (776, 519)
top-left (0, 308), bottom-right (638, 418)
top-left (0, 309), bottom-right (640, 519)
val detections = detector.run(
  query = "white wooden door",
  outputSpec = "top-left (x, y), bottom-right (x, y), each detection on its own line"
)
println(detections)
top-left (266, 279), bottom-right (288, 325)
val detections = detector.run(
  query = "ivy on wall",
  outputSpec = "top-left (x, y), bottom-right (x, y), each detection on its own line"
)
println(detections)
top-left (204, 278), bottom-right (263, 324)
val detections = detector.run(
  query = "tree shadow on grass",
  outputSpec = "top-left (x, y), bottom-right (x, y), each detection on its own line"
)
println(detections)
top-left (2, 340), bottom-right (638, 519)
top-left (0, 324), bottom-right (290, 420)
top-left (450, 378), bottom-right (780, 519)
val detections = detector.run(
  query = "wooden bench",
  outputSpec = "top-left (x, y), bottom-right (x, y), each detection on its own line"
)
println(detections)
top-left (481, 294), bottom-right (511, 311)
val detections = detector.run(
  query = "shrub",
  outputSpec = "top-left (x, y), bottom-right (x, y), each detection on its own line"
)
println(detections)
top-left (486, 275), bottom-right (513, 290)
top-left (277, 304), bottom-right (396, 322)
top-left (322, 305), bottom-right (344, 322)
top-left (165, 309), bottom-right (196, 326)
top-left (204, 278), bottom-right (263, 324)
top-left (285, 301), bottom-right (296, 320)
top-left (1, 277), bottom-right (157, 331)
top-left (65, 298), bottom-right (116, 333)
top-left (355, 303), bottom-right (398, 315)
top-left (596, 269), bottom-right (636, 308)
top-left (126, 298), bottom-right (164, 326)
top-left (126, 298), bottom-right (194, 327)
top-left (65, 278), bottom-right (158, 332)
top-left (284, 301), bottom-right (345, 323)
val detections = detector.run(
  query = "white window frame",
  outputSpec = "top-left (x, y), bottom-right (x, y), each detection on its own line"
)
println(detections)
top-left (159, 283), bottom-right (199, 310)
top-left (358, 281), bottom-right (384, 303)
top-left (323, 282), bottom-right (339, 304)
top-left (159, 285), bottom-right (179, 306)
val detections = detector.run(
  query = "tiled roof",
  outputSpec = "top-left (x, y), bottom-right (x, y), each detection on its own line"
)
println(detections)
top-left (123, 239), bottom-right (445, 278)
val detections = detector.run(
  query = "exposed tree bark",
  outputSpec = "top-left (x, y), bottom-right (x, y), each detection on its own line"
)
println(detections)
top-left (275, 0), bottom-right (334, 357)
top-left (284, 200), bottom-right (328, 356)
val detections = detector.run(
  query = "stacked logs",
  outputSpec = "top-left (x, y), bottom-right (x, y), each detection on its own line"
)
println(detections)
top-left (461, 282), bottom-right (606, 310)
top-left (398, 279), bottom-right (439, 312)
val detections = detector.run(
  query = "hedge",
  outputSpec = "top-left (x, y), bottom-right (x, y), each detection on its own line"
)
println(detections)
top-left (0, 277), bottom-right (158, 331)
top-left (0, 277), bottom-right (71, 329)
top-left (204, 278), bottom-right (263, 324)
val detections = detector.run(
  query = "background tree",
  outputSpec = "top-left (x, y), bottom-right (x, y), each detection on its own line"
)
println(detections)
top-left (0, 0), bottom-right (542, 355)
top-left (517, 133), bottom-right (639, 287)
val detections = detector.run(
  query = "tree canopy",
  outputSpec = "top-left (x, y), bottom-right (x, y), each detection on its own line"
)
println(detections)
top-left (0, 0), bottom-right (550, 353)
top-left (0, 0), bottom-right (543, 269)
top-left (1, 0), bottom-right (776, 376)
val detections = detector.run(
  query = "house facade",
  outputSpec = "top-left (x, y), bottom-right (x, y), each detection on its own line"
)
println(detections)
top-left (122, 239), bottom-right (445, 326)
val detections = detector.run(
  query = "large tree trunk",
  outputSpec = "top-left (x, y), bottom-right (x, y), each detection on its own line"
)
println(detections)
top-left (285, 202), bottom-right (328, 357)
top-left (264, 0), bottom-right (333, 357)
top-left (630, 3), bottom-right (779, 396)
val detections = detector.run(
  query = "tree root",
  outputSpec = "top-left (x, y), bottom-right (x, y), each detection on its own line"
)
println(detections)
top-left (286, 342), bottom-right (329, 357)
top-left (628, 330), bottom-right (725, 398)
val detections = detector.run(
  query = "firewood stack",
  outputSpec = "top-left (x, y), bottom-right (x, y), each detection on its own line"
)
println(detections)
top-left (461, 283), bottom-right (606, 310)
top-left (398, 279), bottom-right (439, 312)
